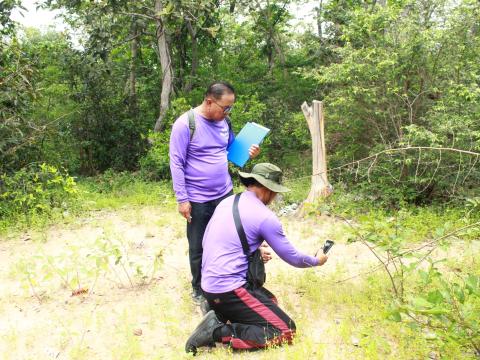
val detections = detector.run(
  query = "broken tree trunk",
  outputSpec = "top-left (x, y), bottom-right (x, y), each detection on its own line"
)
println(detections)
top-left (300, 100), bottom-right (332, 209)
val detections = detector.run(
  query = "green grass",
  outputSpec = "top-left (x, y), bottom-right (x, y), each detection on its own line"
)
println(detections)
top-left (0, 175), bottom-right (175, 237)
top-left (77, 177), bottom-right (175, 210)
top-left (275, 268), bottom-right (477, 359)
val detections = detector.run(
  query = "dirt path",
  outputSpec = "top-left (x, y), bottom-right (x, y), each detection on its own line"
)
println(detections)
top-left (0, 205), bottom-right (381, 360)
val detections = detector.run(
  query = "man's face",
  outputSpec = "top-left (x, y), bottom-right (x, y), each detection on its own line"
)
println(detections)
top-left (206, 93), bottom-right (235, 121)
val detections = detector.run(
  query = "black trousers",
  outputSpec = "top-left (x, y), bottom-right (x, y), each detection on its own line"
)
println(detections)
top-left (204, 286), bottom-right (296, 350)
top-left (187, 190), bottom-right (233, 292)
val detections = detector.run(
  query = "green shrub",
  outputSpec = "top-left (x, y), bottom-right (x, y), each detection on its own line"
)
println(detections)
top-left (86, 169), bottom-right (137, 194)
top-left (0, 163), bottom-right (77, 220)
top-left (138, 130), bottom-right (171, 181)
top-left (396, 263), bottom-right (480, 357)
top-left (138, 97), bottom-right (191, 181)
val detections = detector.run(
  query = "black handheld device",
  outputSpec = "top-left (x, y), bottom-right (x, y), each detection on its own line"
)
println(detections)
top-left (314, 239), bottom-right (335, 256)
top-left (323, 239), bottom-right (334, 254)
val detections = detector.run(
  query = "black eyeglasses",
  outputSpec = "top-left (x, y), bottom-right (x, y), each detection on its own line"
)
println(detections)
top-left (211, 99), bottom-right (233, 114)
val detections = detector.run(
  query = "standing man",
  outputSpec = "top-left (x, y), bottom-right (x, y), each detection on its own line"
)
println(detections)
top-left (185, 163), bottom-right (329, 355)
top-left (169, 81), bottom-right (260, 305)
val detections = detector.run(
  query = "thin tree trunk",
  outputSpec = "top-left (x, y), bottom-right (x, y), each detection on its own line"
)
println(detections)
top-left (153, 0), bottom-right (173, 132)
top-left (128, 20), bottom-right (138, 114)
top-left (177, 38), bottom-right (186, 90)
top-left (267, 43), bottom-right (274, 75)
top-left (272, 33), bottom-right (288, 78)
top-left (317, 0), bottom-right (323, 41)
top-left (229, 0), bottom-right (236, 13)
top-left (184, 19), bottom-right (198, 93)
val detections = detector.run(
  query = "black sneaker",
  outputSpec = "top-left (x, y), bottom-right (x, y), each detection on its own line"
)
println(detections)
top-left (191, 289), bottom-right (204, 305)
top-left (199, 298), bottom-right (211, 316)
top-left (185, 310), bottom-right (223, 355)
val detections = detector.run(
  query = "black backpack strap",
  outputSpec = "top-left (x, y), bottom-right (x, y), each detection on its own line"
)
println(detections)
top-left (232, 193), bottom-right (250, 257)
top-left (187, 109), bottom-right (195, 141)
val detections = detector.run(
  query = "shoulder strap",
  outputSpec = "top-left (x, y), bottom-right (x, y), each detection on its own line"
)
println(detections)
top-left (225, 116), bottom-right (232, 131)
top-left (187, 109), bottom-right (195, 141)
top-left (232, 193), bottom-right (250, 257)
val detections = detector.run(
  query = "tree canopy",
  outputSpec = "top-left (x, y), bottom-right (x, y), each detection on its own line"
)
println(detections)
top-left (1, 0), bottom-right (479, 201)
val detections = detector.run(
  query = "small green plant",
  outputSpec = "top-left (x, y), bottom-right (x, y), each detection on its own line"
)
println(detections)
top-left (0, 163), bottom-right (77, 222)
top-left (342, 204), bottom-right (480, 356)
top-left (14, 257), bottom-right (45, 303)
top-left (396, 263), bottom-right (480, 356)
top-left (13, 244), bottom-right (109, 299)
top-left (13, 232), bottom-right (165, 301)
top-left (96, 230), bottom-right (165, 288)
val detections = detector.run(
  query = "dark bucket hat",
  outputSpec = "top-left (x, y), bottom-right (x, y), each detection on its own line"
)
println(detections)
top-left (238, 163), bottom-right (290, 193)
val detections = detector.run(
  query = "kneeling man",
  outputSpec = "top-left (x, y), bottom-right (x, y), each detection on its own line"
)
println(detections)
top-left (185, 163), bottom-right (329, 354)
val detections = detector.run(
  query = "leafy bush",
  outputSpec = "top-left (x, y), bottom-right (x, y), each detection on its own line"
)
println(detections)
top-left (139, 130), bottom-right (171, 181)
top-left (308, 0), bottom-right (480, 203)
top-left (397, 263), bottom-right (480, 356)
top-left (86, 168), bottom-right (137, 194)
top-left (139, 97), bottom-right (191, 181)
top-left (0, 163), bottom-right (77, 220)
top-left (341, 198), bottom-right (480, 356)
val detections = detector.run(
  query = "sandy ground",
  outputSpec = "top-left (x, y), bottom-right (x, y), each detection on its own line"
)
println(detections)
top-left (0, 206), bottom-right (403, 360)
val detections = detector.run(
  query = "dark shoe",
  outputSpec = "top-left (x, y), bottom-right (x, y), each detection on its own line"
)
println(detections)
top-left (185, 310), bottom-right (223, 355)
top-left (199, 298), bottom-right (211, 316)
top-left (191, 288), bottom-right (203, 304)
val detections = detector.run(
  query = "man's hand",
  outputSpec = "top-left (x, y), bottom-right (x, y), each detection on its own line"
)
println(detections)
top-left (317, 253), bottom-right (328, 266)
top-left (178, 201), bottom-right (192, 223)
top-left (249, 144), bottom-right (260, 159)
top-left (259, 242), bottom-right (272, 263)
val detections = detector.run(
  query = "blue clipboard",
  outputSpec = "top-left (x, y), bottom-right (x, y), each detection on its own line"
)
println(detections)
top-left (227, 122), bottom-right (270, 167)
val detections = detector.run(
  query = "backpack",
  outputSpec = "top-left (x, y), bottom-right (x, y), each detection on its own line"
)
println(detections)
top-left (187, 109), bottom-right (232, 141)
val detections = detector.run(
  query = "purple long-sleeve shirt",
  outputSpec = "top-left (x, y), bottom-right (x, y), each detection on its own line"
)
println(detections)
top-left (169, 111), bottom-right (235, 203)
top-left (201, 191), bottom-right (320, 293)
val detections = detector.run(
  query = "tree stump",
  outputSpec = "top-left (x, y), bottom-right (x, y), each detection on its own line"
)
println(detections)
top-left (297, 100), bottom-right (332, 216)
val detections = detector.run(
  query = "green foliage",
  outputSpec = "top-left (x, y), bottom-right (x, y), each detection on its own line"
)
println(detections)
top-left (0, 163), bottom-right (77, 221)
top-left (308, 0), bottom-right (480, 201)
top-left (20, 29), bottom-right (81, 172)
top-left (332, 184), bottom-right (480, 355)
top-left (0, 0), bottom-right (21, 36)
top-left (397, 263), bottom-right (480, 356)
top-left (77, 172), bottom-right (174, 210)
top-left (138, 130), bottom-right (171, 181)
top-left (139, 97), bottom-right (190, 180)
top-left (0, 36), bottom-right (39, 173)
